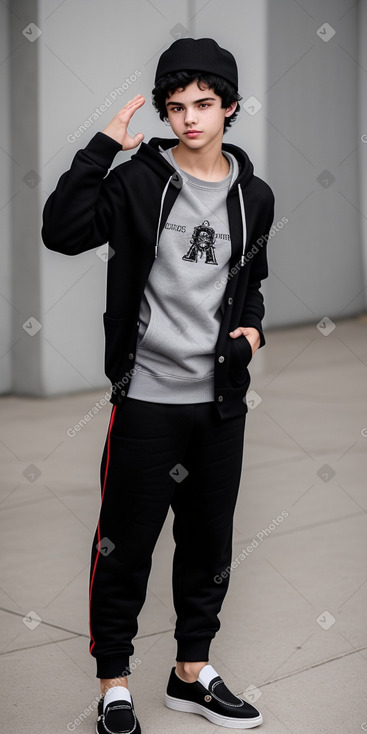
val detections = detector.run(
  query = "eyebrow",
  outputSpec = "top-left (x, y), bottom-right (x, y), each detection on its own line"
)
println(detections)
top-left (166, 97), bottom-right (216, 107)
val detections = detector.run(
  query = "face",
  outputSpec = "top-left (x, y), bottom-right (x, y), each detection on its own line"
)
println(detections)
top-left (165, 79), bottom-right (237, 149)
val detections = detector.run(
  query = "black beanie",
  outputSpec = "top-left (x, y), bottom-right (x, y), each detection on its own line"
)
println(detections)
top-left (154, 37), bottom-right (238, 90)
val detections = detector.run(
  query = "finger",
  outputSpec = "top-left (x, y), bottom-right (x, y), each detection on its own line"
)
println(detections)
top-left (122, 95), bottom-right (145, 111)
top-left (119, 97), bottom-right (145, 123)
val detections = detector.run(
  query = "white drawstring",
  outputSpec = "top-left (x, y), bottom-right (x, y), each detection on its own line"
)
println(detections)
top-left (155, 174), bottom-right (176, 259)
top-left (237, 183), bottom-right (247, 267)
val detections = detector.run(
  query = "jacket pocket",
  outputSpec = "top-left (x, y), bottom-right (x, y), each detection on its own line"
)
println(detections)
top-left (103, 312), bottom-right (131, 385)
top-left (228, 335), bottom-right (252, 386)
top-left (136, 308), bottom-right (157, 351)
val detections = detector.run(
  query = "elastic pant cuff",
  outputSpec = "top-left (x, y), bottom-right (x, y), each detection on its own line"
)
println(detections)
top-left (176, 638), bottom-right (212, 663)
top-left (95, 655), bottom-right (131, 679)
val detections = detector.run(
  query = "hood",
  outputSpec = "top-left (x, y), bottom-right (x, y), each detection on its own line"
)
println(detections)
top-left (131, 137), bottom-right (254, 266)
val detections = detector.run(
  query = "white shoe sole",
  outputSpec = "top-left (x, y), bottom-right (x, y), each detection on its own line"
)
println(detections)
top-left (164, 693), bottom-right (263, 729)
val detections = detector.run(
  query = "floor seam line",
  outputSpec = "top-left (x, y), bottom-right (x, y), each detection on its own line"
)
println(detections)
top-left (0, 634), bottom-right (81, 656)
top-left (259, 645), bottom-right (367, 688)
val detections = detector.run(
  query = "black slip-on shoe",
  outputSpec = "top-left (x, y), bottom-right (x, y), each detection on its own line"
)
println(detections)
top-left (164, 664), bottom-right (263, 729)
top-left (96, 693), bottom-right (141, 734)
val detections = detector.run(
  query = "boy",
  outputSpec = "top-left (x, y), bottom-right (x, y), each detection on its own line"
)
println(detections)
top-left (42, 37), bottom-right (274, 734)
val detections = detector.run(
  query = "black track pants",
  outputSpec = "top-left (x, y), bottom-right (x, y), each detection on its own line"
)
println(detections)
top-left (89, 397), bottom-right (246, 679)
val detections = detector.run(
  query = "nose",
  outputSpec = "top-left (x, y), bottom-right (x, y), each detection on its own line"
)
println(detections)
top-left (184, 106), bottom-right (198, 125)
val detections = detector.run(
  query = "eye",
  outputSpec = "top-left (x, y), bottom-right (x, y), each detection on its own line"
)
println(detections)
top-left (171, 106), bottom-right (183, 112)
top-left (199, 103), bottom-right (210, 108)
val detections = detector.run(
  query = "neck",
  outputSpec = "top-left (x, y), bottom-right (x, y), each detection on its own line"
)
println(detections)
top-left (172, 131), bottom-right (229, 182)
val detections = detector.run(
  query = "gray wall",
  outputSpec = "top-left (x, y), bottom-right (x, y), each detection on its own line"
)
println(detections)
top-left (359, 0), bottom-right (367, 286)
top-left (265, 0), bottom-right (364, 326)
top-left (0, 0), bottom-right (365, 397)
top-left (0, 6), bottom-right (13, 393)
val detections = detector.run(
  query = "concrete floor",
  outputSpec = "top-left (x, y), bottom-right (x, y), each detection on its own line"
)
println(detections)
top-left (0, 315), bottom-right (367, 733)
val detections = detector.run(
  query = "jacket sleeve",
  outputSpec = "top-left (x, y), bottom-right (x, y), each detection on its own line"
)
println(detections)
top-left (240, 190), bottom-right (275, 348)
top-left (41, 132), bottom-right (124, 256)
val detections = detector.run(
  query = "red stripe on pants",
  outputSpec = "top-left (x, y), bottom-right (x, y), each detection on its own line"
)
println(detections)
top-left (89, 404), bottom-right (117, 654)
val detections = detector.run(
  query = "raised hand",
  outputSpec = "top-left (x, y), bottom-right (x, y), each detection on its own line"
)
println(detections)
top-left (102, 95), bottom-right (145, 150)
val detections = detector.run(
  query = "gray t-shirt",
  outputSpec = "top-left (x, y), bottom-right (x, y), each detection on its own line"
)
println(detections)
top-left (127, 144), bottom-right (239, 403)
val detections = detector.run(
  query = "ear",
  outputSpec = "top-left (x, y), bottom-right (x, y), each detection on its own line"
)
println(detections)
top-left (224, 100), bottom-right (238, 118)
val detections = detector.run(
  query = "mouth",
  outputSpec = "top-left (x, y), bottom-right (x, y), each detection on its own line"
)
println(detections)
top-left (184, 131), bottom-right (202, 137)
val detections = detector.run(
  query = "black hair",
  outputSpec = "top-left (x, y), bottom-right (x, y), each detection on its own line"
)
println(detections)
top-left (152, 70), bottom-right (242, 133)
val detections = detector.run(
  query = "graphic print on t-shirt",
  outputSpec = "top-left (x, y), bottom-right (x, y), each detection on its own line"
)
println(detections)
top-left (182, 219), bottom-right (218, 265)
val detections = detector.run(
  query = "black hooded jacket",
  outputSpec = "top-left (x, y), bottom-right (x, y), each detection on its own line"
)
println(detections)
top-left (41, 132), bottom-right (275, 419)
